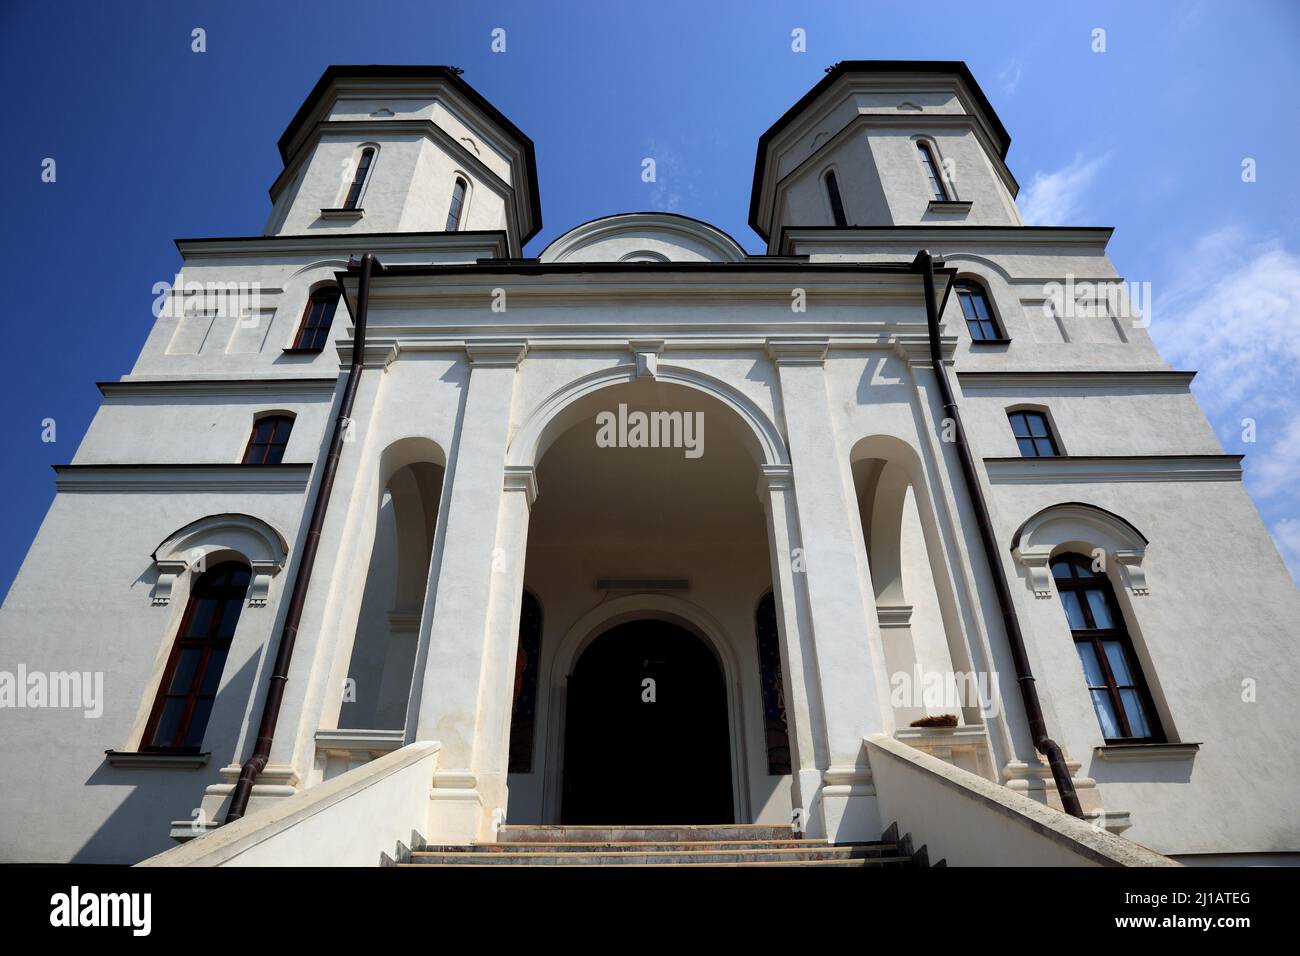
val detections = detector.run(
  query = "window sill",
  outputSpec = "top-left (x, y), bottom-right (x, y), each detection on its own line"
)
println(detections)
top-left (105, 749), bottom-right (210, 769)
top-left (927, 200), bottom-right (972, 213)
top-left (969, 337), bottom-right (1013, 347)
top-left (281, 347), bottom-right (325, 355)
top-left (1094, 742), bottom-right (1201, 762)
top-left (319, 207), bottom-right (364, 221)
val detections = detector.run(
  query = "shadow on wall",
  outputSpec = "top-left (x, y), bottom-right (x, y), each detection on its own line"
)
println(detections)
top-left (73, 652), bottom-right (263, 864)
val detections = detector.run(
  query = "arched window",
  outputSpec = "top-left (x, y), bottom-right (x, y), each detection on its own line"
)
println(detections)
top-left (445, 177), bottom-right (468, 231)
top-left (916, 141), bottom-right (951, 201)
top-left (954, 280), bottom-right (1003, 342)
top-left (1052, 554), bottom-right (1163, 743)
top-left (343, 147), bottom-right (375, 209)
top-left (242, 414), bottom-right (294, 465)
top-left (142, 562), bottom-right (250, 752)
top-left (1008, 408), bottom-right (1060, 457)
top-left (755, 591), bottom-right (791, 774)
top-left (825, 170), bottom-right (848, 226)
top-left (291, 289), bottom-right (339, 351)
top-left (508, 590), bottom-right (543, 772)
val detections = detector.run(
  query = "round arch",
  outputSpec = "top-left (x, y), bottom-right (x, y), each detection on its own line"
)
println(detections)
top-left (1011, 501), bottom-right (1150, 598)
top-left (538, 592), bottom-right (751, 825)
top-left (151, 513), bottom-right (289, 608)
top-left (506, 363), bottom-right (789, 471)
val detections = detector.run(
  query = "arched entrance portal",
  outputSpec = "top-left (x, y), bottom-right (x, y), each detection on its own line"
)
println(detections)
top-left (562, 619), bottom-right (734, 824)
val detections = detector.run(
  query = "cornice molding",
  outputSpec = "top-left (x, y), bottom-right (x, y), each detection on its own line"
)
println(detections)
top-left (957, 370), bottom-right (1197, 393)
top-left (54, 463), bottom-right (313, 494)
top-left (98, 378), bottom-right (338, 399)
top-left (986, 455), bottom-right (1243, 485)
top-left (175, 231), bottom-right (510, 261)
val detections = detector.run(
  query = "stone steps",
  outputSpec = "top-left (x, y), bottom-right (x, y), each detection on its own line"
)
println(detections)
top-left (494, 824), bottom-right (797, 843)
top-left (404, 822), bottom-right (933, 868)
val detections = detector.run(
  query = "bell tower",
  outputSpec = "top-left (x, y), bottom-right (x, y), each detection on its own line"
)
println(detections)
top-left (750, 60), bottom-right (1022, 250)
top-left (263, 66), bottom-right (541, 254)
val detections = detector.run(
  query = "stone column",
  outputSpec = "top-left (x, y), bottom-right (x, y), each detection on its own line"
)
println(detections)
top-left (413, 341), bottom-right (527, 843)
top-left (767, 338), bottom-right (888, 842)
top-left (756, 463), bottom-right (829, 837)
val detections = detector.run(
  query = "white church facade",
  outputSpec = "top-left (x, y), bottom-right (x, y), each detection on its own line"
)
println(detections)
top-left (2, 61), bottom-right (1297, 866)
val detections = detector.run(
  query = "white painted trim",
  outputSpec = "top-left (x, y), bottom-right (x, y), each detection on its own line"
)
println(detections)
top-left (986, 455), bottom-right (1243, 484)
top-left (54, 464), bottom-right (312, 494)
top-left (505, 362), bottom-right (789, 468)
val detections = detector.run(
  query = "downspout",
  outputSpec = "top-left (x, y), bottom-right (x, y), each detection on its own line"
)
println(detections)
top-left (225, 252), bottom-right (379, 823)
top-left (911, 249), bottom-right (1084, 819)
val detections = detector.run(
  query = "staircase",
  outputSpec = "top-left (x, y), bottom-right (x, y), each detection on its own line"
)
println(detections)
top-left (402, 822), bottom-right (935, 867)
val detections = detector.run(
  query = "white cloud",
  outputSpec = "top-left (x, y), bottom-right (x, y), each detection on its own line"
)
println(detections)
top-left (998, 59), bottom-right (1023, 97)
top-left (1017, 153), bottom-right (1110, 225)
top-left (1153, 226), bottom-right (1300, 581)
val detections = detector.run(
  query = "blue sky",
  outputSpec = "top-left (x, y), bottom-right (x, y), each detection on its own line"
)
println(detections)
top-left (2, 0), bottom-right (1298, 598)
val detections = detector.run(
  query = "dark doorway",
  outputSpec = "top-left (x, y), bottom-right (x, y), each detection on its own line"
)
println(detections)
top-left (561, 619), bottom-right (734, 824)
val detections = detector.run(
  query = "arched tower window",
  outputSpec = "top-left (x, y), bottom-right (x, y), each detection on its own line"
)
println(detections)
top-left (291, 288), bottom-right (339, 351)
top-left (916, 141), bottom-right (951, 201)
top-left (954, 279), bottom-right (1004, 342)
top-left (1052, 554), bottom-right (1163, 743)
top-left (142, 562), bottom-right (251, 752)
top-left (825, 169), bottom-right (848, 226)
top-left (508, 590), bottom-right (543, 772)
top-left (755, 591), bottom-right (791, 775)
top-left (343, 147), bottom-right (375, 209)
top-left (242, 414), bottom-right (294, 465)
top-left (445, 177), bottom-right (468, 231)
top-left (1008, 408), bottom-right (1061, 457)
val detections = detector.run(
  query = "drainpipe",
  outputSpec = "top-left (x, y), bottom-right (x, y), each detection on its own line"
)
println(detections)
top-left (225, 252), bottom-right (379, 823)
top-left (911, 249), bottom-right (1084, 819)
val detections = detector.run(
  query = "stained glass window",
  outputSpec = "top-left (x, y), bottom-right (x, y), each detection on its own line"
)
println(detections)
top-left (508, 590), bottom-right (543, 772)
top-left (755, 591), bottom-right (791, 775)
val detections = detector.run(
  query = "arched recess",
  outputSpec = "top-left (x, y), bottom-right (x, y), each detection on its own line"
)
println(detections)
top-left (506, 362), bottom-right (789, 470)
top-left (339, 437), bottom-right (447, 730)
top-left (849, 435), bottom-right (979, 725)
top-left (151, 513), bottom-right (288, 608)
top-left (1010, 502), bottom-right (1149, 599)
top-left (538, 593), bottom-right (751, 826)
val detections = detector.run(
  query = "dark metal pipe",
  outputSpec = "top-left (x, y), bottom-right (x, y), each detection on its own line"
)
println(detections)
top-left (225, 253), bottom-right (379, 823)
top-left (911, 249), bottom-right (1084, 819)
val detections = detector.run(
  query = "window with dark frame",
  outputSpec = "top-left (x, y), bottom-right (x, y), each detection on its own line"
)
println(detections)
top-left (1007, 409), bottom-right (1060, 458)
top-left (508, 590), bottom-right (543, 773)
top-left (292, 290), bottom-right (338, 351)
top-left (825, 170), bottom-right (848, 226)
top-left (755, 590), bottom-right (792, 775)
top-left (916, 141), bottom-right (951, 201)
top-left (141, 562), bottom-right (250, 753)
top-left (445, 177), bottom-right (467, 231)
top-left (955, 280), bottom-right (1002, 341)
top-left (242, 414), bottom-right (294, 465)
top-left (343, 147), bottom-right (375, 209)
top-left (1052, 554), bottom-right (1164, 743)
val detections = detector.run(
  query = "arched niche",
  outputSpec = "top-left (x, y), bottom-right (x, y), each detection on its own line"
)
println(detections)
top-left (849, 435), bottom-right (976, 724)
top-left (340, 437), bottom-right (447, 730)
